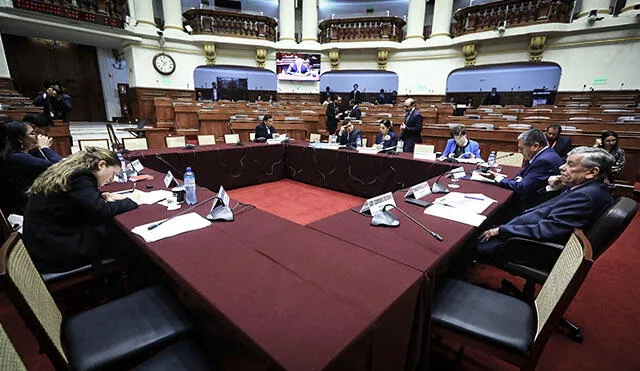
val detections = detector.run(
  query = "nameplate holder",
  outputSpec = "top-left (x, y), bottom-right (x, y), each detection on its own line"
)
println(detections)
top-left (405, 181), bottom-right (432, 200)
top-left (131, 159), bottom-right (144, 173)
top-left (413, 152), bottom-right (437, 161)
top-left (359, 192), bottom-right (396, 216)
top-left (451, 166), bottom-right (467, 180)
top-left (163, 171), bottom-right (176, 188)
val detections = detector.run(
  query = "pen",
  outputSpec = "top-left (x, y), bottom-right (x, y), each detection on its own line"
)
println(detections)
top-left (464, 195), bottom-right (484, 201)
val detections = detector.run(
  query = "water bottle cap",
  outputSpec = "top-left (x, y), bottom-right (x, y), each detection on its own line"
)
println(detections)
top-left (186, 167), bottom-right (192, 172)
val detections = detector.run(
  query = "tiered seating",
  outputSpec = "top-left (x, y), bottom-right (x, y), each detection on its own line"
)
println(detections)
top-left (0, 89), bottom-right (41, 120)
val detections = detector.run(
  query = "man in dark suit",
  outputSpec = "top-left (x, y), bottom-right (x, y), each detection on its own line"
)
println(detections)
top-left (477, 146), bottom-right (614, 266)
top-left (482, 87), bottom-right (501, 106)
top-left (376, 89), bottom-right (386, 104)
top-left (347, 100), bottom-right (361, 120)
top-left (400, 98), bottom-right (423, 152)
top-left (350, 84), bottom-right (361, 104)
top-left (325, 96), bottom-right (343, 134)
top-left (485, 128), bottom-right (563, 210)
top-left (255, 114), bottom-right (277, 140)
top-left (337, 120), bottom-right (363, 147)
top-left (546, 124), bottom-right (573, 159)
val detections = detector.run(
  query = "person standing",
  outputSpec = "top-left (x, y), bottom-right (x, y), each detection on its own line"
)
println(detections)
top-left (482, 87), bottom-right (501, 106)
top-left (325, 96), bottom-right (343, 134)
top-left (376, 89), bottom-right (386, 105)
top-left (400, 98), bottom-right (423, 152)
top-left (350, 84), bottom-right (361, 104)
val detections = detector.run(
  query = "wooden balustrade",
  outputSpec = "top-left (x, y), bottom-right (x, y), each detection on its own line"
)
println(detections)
top-left (183, 9), bottom-right (277, 41)
top-left (12, 0), bottom-right (127, 28)
top-left (318, 16), bottom-right (406, 43)
top-left (451, 0), bottom-right (574, 37)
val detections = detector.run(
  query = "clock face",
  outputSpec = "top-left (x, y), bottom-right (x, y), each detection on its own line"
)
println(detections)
top-left (153, 53), bottom-right (176, 75)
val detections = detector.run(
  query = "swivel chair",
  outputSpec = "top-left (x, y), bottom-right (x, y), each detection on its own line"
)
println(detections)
top-left (493, 197), bottom-right (637, 342)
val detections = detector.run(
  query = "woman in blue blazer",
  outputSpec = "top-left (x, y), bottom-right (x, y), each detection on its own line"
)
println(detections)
top-left (441, 125), bottom-right (481, 159)
top-left (375, 119), bottom-right (398, 149)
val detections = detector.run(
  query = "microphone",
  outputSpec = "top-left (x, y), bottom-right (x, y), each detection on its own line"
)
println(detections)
top-left (154, 153), bottom-right (184, 177)
top-left (147, 195), bottom-right (218, 230)
top-left (431, 165), bottom-right (469, 194)
top-left (383, 204), bottom-right (443, 241)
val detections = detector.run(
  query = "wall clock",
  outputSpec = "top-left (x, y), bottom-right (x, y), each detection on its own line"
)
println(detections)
top-left (152, 53), bottom-right (176, 75)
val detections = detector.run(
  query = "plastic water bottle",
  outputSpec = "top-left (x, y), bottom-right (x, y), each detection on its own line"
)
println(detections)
top-left (184, 167), bottom-right (197, 205)
top-left (487, 151), bottom-right (497, 167)
top-left (396, 139), bottom-right (404, 153)
top-left (356, 136), bottom-right (363, 147)
top-left (117, 153), bottom-right (127, 183)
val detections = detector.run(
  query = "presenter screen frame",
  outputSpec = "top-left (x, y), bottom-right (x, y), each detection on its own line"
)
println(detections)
top-left (276, 52), bottom-right (321, 81)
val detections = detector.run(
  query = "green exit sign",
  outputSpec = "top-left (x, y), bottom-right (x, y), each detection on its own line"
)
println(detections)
top-left (592, 77), bottom-right (607, 85)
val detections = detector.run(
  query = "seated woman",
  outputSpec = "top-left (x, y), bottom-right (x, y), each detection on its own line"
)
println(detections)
top-left (441, 125), bottom-right (481, 159)
top-left (594, 130), bottom-right (625, 180)
top-left (0, 121), bottom-right (61, 215)
top-left (375, 119), bottom-right (398, 149)
top-left (23, 147), bottom-right (138, 273)
top-left (255, 114), bottom-right (277, 140)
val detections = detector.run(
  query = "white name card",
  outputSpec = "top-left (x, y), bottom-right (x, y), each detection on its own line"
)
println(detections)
top-left (360, 192), bottom-right (396, 216)
top-left (451, 166), bottom-right (467, 180)
top-left (405, 181), bottom-right (432, 200)
top-left (413, 152), bottom-right (437, 161)
top-left (163, 171), bottom-right (176, 188)
top-left (131, 159), bottom-right (144, 173)
top-left (214, 185), bottom-right (230, 209)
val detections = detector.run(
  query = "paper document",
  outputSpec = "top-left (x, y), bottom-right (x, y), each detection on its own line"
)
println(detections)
top-left (7, 214), bottom-right (23, 234)
top-left (424, 204), bottom-right (487, 227)
top-left (131, 212), bottom-right (211, 243)
top-left (456, 158), bottom-right (484, 164)
top-left (470, 171), bottom-right (498, 184)
top-left (121, 189), bottom-right (173, 205)
top-left (433, 192), bottom-right (496, 215)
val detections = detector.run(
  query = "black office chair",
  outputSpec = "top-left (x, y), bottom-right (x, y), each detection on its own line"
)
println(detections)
top-left (0, 233), bottom-right (201, 371)
top-left (431, 230), bottom-right (594, 371)
top-left (493, 196), bottom-right (637, 342)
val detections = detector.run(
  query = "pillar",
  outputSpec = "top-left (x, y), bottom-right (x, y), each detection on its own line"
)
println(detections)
top-left (576, 0), bottom-right (611, 18)
top-left (430, 0), bottom-right (454, 38)
top-left (162, 0), bottom-right (184, 37)
top-left (301, 0), bottom-right (318, 43)
top-left (405, 0), bottom-right (427, 41)
top-left (279, 0), bottom-right (296, 43)
top-left (0, 33), bottom-right (10, 79)
top-left (134, 0), bottom-right (156, 31)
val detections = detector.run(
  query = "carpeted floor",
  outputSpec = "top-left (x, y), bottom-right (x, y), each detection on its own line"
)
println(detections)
top-left (2, 179), bottom-right (638, 370)
top-left (227, 179), bottom-right (365, 225)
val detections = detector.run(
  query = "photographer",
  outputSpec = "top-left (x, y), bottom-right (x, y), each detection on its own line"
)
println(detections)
top-left (33, 79), bottom-right (72, 123)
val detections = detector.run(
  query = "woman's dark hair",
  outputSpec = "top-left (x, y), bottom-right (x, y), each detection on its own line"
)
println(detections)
top-left (0, 121), bottom-right (30, 163)
top-left (450, 124), bottom-right (466, 138)
top-left (380, 119), bottom-right (393, 132)
top-left (262, 114), bottom-right (273, 122)
top-left (600, 130), bottom-right (619, 151)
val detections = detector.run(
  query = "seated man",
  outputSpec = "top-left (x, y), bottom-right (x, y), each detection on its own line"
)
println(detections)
top-left (482, 87), bottom-right (501, 106)
top-left (337, 120), bottom-right (362, 147)
top-left (347, 100), bottom-right (361, 120)
top-left (477, 147), bottom-right (614, 265)
top-left (484, 128), bottom-right (563, 210)
top-left (255, 114), bottom-right (277, 140)
top-left (546, 124), bottom-right (573, 159)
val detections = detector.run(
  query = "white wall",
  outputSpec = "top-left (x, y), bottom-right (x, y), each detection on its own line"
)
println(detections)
top-left (388, 48), bottom-right (464, 95)
top-left (96, 47), bottom-right (129, 121)
top-left (0, 33), bottom-right (11, 78)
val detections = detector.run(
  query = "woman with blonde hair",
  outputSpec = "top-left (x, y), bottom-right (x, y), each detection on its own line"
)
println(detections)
top-left (24, 147), bottom-right (137, 273)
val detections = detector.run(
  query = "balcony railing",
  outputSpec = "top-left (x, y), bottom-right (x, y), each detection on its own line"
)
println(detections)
top-left (183, 9), bottom-right (277, 42)
top-left (12, 0), bottom-right (127, 28)
top-left (318, 16), bottom-right (406, 43)
top-left (451, 0), bottom-right (574, 37)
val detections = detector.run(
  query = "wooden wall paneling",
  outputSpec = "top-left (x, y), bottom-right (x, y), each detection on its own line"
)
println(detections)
top-left (199, 110), bottom-right (231, 139)
top-left (48, 120), bottom-right (72, 157)
top-left (129, 88), bottom-right (196, 121)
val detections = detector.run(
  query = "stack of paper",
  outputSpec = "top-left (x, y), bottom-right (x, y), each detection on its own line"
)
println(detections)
top-left (425, 192), bottom-right (497, 226)
top-left (131, 212), bottom-right (211, 243)
top-left (123, 190), bottom-right (173, 205)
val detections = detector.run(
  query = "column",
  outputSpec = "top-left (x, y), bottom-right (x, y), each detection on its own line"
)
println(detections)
top-left (404, 0), bottom-right (427, 41)
top-left (279, 0), bottom-right (296, 43)
top-left (430, 0), bottom-right (454, 38)
top-left (134, 0), bottom-right (157, 31)
top-left (577, 0), bottom-right (611, 18)
top-left (301, 0), bottom-right (318, 43)
top-left (162, 0), bottom-right (184, 37)
top-left (0, 33), bottom-right (11, 79)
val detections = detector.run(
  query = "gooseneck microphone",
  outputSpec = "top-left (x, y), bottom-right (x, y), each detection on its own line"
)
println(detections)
top-left (384, 204), bottom-right (443, 241)
top-left (431, 160), bottom-right (462, 194)
top-left (154, 153), bottom-right (185, 178)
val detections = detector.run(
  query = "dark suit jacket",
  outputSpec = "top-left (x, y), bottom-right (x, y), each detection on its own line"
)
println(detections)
top-left (0, 148), bottom-right (61, 215)
top-left (499, 181), bottom-right (613, 245)
top-left (255, 122), bottom-right (277, 139)
top-left (376, 93), bottom-right (386, 104)
top-left (348, 106), bottom-right (362, 120)
top-left (375, 132), bottom-right (398, 148)
top-left (350, 89), bottom-right (361, 103)
top-left (338, 129), bottom-right (363, 146)
top-left (483, 93), bottom-right (501, 105)
top-left (23, 170), bottom-right (138, 273)
top-left (550, 136), bottom-right (572, 159)
top-left (402, 108), bottom-right (423, 140)
top-left (33, 92), bottom-right (72, 122)
top-left (498, 147), bottom-right (563, 205)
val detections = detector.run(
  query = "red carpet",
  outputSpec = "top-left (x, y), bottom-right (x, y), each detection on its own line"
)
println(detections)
top-left (227, 179), bottom-right (365, 225)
